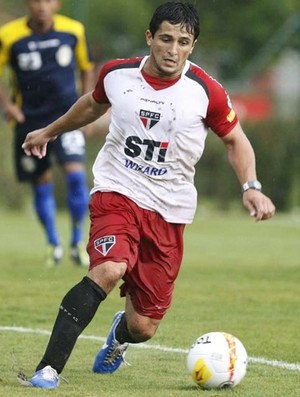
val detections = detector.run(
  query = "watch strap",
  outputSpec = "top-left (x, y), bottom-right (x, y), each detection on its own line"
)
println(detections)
top-left (242, 180), bottom-right (262, 193)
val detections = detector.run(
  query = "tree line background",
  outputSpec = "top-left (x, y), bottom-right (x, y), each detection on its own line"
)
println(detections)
top-left (0, 0), bottom-right (300, 212)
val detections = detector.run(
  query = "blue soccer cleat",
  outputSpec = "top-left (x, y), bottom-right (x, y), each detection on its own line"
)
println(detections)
top-left (25, 365), bottom-right (59, 389)
top-left (93, 311), bottom-right (129, 374)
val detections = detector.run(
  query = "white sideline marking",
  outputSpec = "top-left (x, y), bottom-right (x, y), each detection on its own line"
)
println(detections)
top-left (1, 326), bottom-right (300, 372)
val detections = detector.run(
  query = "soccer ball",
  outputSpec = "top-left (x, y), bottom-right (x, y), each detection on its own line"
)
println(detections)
top-left (186, 332), bottom-right (248, 390)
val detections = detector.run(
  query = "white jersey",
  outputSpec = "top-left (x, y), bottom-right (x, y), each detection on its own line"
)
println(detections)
top-left (91, 56), bottom-right (238, 224)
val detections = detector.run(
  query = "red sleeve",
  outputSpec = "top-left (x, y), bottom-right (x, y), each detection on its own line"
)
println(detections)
top-left (92, 62), bottom-right (111, 104)
top-left (204, 78), bottom-right (239, 137)
top-left (188, 64), bottom-right (238, 137)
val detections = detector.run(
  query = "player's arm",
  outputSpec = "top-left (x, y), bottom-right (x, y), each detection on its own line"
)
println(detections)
top-left (0, 33), bottom-right (25, 123)
top-left (221, 122), bottom-right (275, 221)
top-left (80, 69), bottom-right (95, 95)
top-left (49, 91), bottom-right (105, 134)
top-left (75, 21), bottom-right (95, 96)
top-left (79, 68), bottom-right (97, 137)
top-left (22, 92), bottom-right (107, 158)
top-left (73, 20), bottom-right (97, 136)
top-left (92, 106), bottom-right (111, 137)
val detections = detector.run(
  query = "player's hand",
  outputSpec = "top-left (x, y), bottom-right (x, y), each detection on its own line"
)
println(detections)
top-left (242, 189), bottom-right (275, 221)
top-left (3, 103), bottom-right (25, 123)
top-left (22, 129), bottom-right (53, 159)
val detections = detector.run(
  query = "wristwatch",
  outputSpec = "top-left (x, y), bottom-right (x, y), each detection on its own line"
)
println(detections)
top-left (242, 180), bottom-right (262, 193)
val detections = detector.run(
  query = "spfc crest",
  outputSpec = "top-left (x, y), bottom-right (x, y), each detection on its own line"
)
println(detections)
top-left (139, 109), bottom-right (161, 130)
top-left (94, 235), bottom-right (116, 256)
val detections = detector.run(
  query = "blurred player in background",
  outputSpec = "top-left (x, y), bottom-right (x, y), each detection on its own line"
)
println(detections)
top-left (0, 0), bottom-right (95, 266)
top-left (20, 1), bottom-right (275, 389)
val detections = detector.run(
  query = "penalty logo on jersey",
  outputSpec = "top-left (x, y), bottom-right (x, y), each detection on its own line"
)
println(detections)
top-left (94, 235), bottom-right (116, 256)
top-left (139, 109), bottom-right (161, 130)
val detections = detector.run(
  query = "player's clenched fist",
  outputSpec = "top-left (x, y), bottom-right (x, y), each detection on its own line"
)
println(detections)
top-left (22, 129), bottom-right (55, 159)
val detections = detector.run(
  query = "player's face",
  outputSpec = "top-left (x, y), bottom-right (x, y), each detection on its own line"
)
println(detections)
top-left (27, 0), bottom-right (61, 24)
top-left (145, 21), bottom-right (196, 79)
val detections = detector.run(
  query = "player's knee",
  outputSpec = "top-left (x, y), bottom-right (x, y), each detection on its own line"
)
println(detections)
top-left (105, 261), bottom-right (127, 281)
top-left (128, 317), bottom-right (159, 342)
top-left (88, 261), bottom-right (127, 292)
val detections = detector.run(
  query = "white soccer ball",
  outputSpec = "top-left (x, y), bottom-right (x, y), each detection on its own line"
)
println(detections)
top-left (186, 331), bottom-right (248, 390)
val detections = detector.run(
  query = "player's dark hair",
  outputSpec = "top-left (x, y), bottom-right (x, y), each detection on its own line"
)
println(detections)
top-left (149, 2), bottom-right (200, 40)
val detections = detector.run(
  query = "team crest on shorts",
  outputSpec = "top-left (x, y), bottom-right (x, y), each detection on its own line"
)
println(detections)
top-left (94, 235), bottom-right (116, 256)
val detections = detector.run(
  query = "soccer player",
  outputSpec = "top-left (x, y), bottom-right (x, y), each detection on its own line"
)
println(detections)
top-left (0, 0), bottom-right (95, 266)
top-left (20, 1), bottom-right (275, 389)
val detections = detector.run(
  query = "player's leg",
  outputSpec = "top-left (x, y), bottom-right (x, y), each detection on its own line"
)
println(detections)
top-left (22, 260), bottom-right (127, 389)
top-left (21, 192), bottom-right (135, 388)
top-left (64, 161), bottom-right (89, 265)
top-left (121, 293), bottom-right (160, 342)
top-left (92, 204), bottom-right (185, 374)
top-left (33, 170), bottom-right (63, 265)
top-left (92, 292), bottom-right (160, 374)
top-left (54, 130), bottom-right (89, 266)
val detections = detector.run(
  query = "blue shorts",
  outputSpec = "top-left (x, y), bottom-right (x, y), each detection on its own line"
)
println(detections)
top-left (14, 123), bottom-right (86, 182)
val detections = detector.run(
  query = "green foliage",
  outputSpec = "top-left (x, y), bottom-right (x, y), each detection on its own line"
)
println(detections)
top-left (196, 0), bottom-right (300, 78)
top-left (195, 117), bottom-right (300, 212)
top-left (246, 119), bottom-right (300, 210)
top-left (61, 0), bottom-right (155, 61)
top-left (0, 210), bottom-right (300, 396)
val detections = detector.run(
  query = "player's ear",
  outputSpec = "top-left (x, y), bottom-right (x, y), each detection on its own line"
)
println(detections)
top-left (54, 0), bottom-right (62, 12)
top-left (145, 30), bottom-right (152, 47)
top-left (189, 39), bottom-right (197, 55)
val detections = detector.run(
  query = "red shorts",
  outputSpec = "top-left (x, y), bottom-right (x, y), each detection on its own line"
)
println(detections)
top-left (87, 192), bottom-right (185, 320)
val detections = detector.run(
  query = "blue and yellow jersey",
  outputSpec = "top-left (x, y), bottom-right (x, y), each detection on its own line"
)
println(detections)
top-left (0, 14), bottom-right (94, 123)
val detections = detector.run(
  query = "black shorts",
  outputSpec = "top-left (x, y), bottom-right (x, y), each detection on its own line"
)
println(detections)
top-left (14, 123), bottom-right (86, 182)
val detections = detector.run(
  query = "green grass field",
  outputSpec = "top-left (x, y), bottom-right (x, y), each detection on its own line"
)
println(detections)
top-left (0, 207), bottom-right (299, 396)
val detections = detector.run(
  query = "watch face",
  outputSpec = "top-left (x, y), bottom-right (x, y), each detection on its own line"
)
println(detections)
top-left (242, 181), bottom-right (262, 192)
top-left (253, 181), bottom-right (262, 190)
